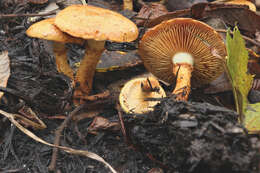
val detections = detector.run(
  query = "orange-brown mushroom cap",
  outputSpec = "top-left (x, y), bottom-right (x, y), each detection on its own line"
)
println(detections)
top-left (54, 5), bottom-right (139, 42)
top-left (138, 18), bottom-right (227, 87)
top-left (26, 18), bottom-right (84, 80)
top-left (26, 18), bottom-right (84, 44)
top-left (119, 77), bottom-right (166, 114)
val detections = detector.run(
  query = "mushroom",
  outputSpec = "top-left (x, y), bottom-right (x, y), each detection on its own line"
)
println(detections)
top-left (26, 18), bottom-right (84, 79)
top-left (54, 5), bottom-right (139, 99)
top-left (119, 77), bottom-right (166, 114)
top-left (226, 0), bottom-right (256, 11)
top-left (138, 18), bottom-right (226, 101)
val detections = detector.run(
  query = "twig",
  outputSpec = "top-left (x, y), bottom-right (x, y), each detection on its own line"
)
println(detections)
top-left (74, 122), bottom-right (88, 144)
top-left (116, 103), bottom-right (129, 145)
top-left (0, 12), bottom-right (56, 19)
top-left (77, 90), bottom-right (110, 102)
top-left (216, 29), bottom-right (260, 47)
top-left (48, 104), bottom-right (85, 171)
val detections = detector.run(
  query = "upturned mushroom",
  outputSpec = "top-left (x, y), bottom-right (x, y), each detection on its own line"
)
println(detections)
top-left (26, 18), bottom-right (84, 79)
top-left (119, 77), bottom-right (166, 114)
top-left (138, 18), bottom-right (226, 101)
top-left (54, 5), bottom-right (139, 99)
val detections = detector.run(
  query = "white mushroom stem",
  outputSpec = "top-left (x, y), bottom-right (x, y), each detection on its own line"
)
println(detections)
top-left (74, 40), bottom-right (105, 97)
top-left (53, 42), bottom-right (74, 79)
top-left (172, 52), bottom-right (194, 101)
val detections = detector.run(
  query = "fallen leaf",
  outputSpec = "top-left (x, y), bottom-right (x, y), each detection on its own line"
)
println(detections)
top-left (0, 109), bottom-right (117, 173)
top-left (226, 26), bottom-right (260, 133)
top-left (146, 2), bottom-right (260, 37)
top-left (0, 51), bottom-right (10, 99)
top-left (204, 3), bottom-right (260, 37)
top-left (226, 26), bottom-right (253, 120)
top-left (135, 3), bottom-right (168, 26)
top-left (165, 0), bottom-right (207, 11)
top-left (244, 103), bottom-right (260, 133)
top-left (204, 72), bottom-right (232, 94)
top-left (87, 116), bottom-right (120, 134)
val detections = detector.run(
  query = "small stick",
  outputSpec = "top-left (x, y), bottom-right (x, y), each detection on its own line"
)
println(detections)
top-left (48, 104), bottom-right (85, 171)
top-left (75, 90), bottom-right (110, 102)
top-left (216, 29), bottom-right (260, 47)
top-left (74, 122), bottom-right (88, 144)
top-left (0, 12), bottom-right (56, 19)
top-left (116, 103), bottom-right (128, 145)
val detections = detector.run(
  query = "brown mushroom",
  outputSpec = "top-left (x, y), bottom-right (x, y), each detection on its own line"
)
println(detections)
top-left (54, 5), bottom-right (139, 100)
top-left (26, 18), bottom-right (84, 79)
top-left (119, 77), bottom-right (166, 114)
top-left (138, 18), bottom-right (226, 101)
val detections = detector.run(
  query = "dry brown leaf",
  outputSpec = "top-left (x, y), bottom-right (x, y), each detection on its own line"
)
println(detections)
top-left (146, 2), bottom-right (260, 37)
top-left (204, 72), bottom-right (232, 94)
top-left (17, 105), bottom-right (47, 130)
top-left (166, 0), bottom-right (207, 11)
top-left (135, 3), bottom-right (168, 26)
top-left (88, 116), bottom-right (120, 134)
top-left (0, 51), bottom-right (10, 99)
top-left (0, 109), bottom-right (117, 173)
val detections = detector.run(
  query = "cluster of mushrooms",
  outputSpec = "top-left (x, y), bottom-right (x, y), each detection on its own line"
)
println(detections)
top-left (26, 5), bottom-right (139, 104)
top-left (120, 18), bottom-right (226, 113)
top-left (26, 4), bottom-right (227, 113)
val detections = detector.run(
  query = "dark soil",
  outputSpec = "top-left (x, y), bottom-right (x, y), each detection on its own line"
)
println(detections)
top-left (1, 0), bottom-right (260, 173)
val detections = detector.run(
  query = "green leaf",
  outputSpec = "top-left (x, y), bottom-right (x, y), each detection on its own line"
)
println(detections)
top-left (226, 26), bottom-right (253, 120)
top-left (226, 26), bottom-right (260, 132)
top-left (245, 103), bottom-right (260, 132)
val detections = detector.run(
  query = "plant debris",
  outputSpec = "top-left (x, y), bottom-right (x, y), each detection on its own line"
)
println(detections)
top-left (128, 98), bottom-right (260, 173)
top-left (1, 0), bottom-right (260, 172)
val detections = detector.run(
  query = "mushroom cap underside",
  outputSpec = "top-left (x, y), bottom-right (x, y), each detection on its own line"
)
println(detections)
top-left (138, 18), bottom-right (227, 87)
top-left (54, 5), bottom-right (139, 42)
top-left (119, 77), bottom-right (166, 114)
top-left (26, 18), bottom-right (84, 44)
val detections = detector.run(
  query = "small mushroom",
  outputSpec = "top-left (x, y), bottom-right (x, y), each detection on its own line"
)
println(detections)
top-left (54, 5), bottom-right (139, 99)
top-left (138, 18), bottom-right (226, 101)
top-left (119, 77), bottom-right (166, 114)
top-left (26, 18), bottom-right (84, 79)
top-left (226, 0), bottom-right (256, 11)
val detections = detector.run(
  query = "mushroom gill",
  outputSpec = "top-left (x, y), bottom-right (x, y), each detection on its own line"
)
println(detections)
top-left (139, 18), bottom-right (226, 100)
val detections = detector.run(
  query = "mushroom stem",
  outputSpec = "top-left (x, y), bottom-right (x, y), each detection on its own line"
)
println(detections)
top-left (74, 40), bottom-right (105, 96)
top-left (123, 0), bottom-right (133, 10)
top-left (53, 42), bottom-right (74, 79)
top-left (172, 64), bottom-right (193, 101)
